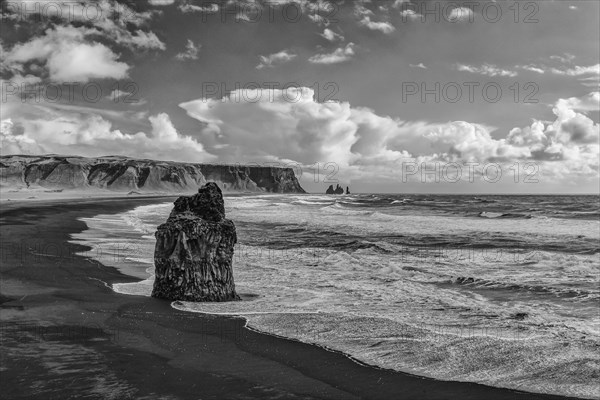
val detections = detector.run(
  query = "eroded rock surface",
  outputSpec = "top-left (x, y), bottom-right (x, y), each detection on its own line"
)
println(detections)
top-left (0, 155), bottom-right (306, 193)
top-left (151, 182), bottom-right (239, 301)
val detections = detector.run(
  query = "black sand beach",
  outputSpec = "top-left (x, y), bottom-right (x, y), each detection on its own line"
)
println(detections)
top-left (0, 198), bottom-right (586, 400)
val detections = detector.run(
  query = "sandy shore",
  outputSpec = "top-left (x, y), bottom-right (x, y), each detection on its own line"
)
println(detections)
top-left (0, 197), bottom-right (584, 399)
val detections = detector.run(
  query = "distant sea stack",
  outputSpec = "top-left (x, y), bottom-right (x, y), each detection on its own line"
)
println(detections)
top-left (326, 184), bottom-right (346, 195)
top-left (151, 182), bottom-right (239, 302)
top-left (0, 155), bottom-right (306, 193)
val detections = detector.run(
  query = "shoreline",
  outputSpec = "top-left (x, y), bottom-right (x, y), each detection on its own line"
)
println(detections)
top-left (0, 197), bottom-right (586, 400)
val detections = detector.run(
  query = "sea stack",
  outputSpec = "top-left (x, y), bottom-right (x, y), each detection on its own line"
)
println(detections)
top-left (151, 182), bottom-right (240, 302)
top-left (326, 184), bottom-right (345, 195)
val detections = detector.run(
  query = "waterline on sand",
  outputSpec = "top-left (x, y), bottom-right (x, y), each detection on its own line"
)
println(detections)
top-left (70, 194), bottom-right (600, 399)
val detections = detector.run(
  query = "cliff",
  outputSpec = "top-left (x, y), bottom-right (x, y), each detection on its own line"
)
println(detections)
top-left (0, 155), bottom-right (306, 193)
top-left (152, 182), bottom-right (239, 302)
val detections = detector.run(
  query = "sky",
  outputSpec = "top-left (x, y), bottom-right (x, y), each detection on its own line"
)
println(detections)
top-left (0, 0), bottom-right (599, 193)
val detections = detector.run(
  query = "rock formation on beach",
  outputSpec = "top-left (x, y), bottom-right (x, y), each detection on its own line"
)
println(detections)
top-left (326, 184), bottom-right (345, 195)
top-left (0, 155), bottom-right (306, 193)
top-left (151, 182), bottom-right (240, 302)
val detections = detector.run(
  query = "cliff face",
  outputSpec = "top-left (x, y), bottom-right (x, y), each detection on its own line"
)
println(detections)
top-left (152, 182), bottom-right (239, 302)
top-left (0, 155), bottom-right (306, 193)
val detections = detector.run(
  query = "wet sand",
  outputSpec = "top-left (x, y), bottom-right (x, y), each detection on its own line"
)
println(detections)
top-left (0, 197), bottom-right (584, 399)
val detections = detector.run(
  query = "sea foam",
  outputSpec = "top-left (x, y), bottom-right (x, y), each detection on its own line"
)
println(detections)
top-left (71, 194), bottom-right (600, 399)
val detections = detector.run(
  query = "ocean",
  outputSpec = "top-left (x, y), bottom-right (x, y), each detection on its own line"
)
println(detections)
top-left (70, 194), bottom-right (600, 399)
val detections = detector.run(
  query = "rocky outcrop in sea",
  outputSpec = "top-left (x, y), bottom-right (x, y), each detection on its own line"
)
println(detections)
top-left (326, 184), bottom-right (345, 195)
top-left (151, 182), bottom-right (240, 302)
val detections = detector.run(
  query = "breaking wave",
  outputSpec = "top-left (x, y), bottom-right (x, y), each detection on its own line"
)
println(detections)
top-left (70, 193), bottom-right (600, 399)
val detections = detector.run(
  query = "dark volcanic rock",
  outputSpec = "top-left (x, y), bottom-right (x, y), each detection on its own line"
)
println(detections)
top-left (326, 184), bottom-right (346, 195)
top-left (0, 155), bottom-right (306, 193)
top-left (171, 182), bottom-right (225, 222)
top-left (151, 182), bottom-right (240, 302)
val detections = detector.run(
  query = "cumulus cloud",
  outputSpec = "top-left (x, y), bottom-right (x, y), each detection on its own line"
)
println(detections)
top-left (2, 82), bottom-right (597, 187)
top-left (517, 64), bottom-right (546, 74)
top-left (89, 1), bottom-right (166, 50)
top-left (542, 54), bottom-right (599, 83)
top-left (457, 64), bottom-right (518, 77)
top-left (178, 88), bottom-right (599, 184)
top-left (578, 76), bottom-right (600, 89)
top-left (308, 43), bottom-right (355, 64)
top-left (3, 0), bottom-right (165, 51)
top-left (0, 102), bottom-right (215, 162)
top-left (106, 89), bottom-right (129, 101)
top-left (550, 53), bottom-right (576, 64)
top-left (3, 25), bottom-right (129, 82)
top-left (515, 62), bottom-right (599, 80)
top-left (551, 64), bottom-right (600, 77)
top-left (555, 92), bottom-right (600, 113)
top-left (0, 73), bottom-right (42, 87)
top-left (231, 0), bottom-right (332, 24)
top-left (113, 30), bottom-right (165, 51)
top-left (353, 3), bottom-right (374, 18)
top-left (0, 119), bottom-right (44, 155)
top-left (447, 7), bottom-right (474, 22)
top-left (1, 0), bottom-right (168, 85)
top-left (422, 121), bottom-right (530, 162)
top-left (256, 50), bottom-right (297, 69)
top-left (409, 63), bottom-right (427, 69)
top-left (507, 92), bottom-right (600, 161)
top-left (400, 9), bottom-right (422, 20)
top-left (353, 3), bottom-right (395, 33)
top-left (175, 39), bottom-right (200, 61)
top-left (149, 0), bottom-right (176, 5)
top-left (180, 87), bottom-right (386, 166)
top-left (308, 13), bottom-right (329, 26)
top-left (358, 16), bottom-right (395, 34)
top-left (320, 28), bottom-right (344, 42)
top-left (392, 0), bottom-right (411, 9)
top-left (178, 1), bottom-right (219, 13)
